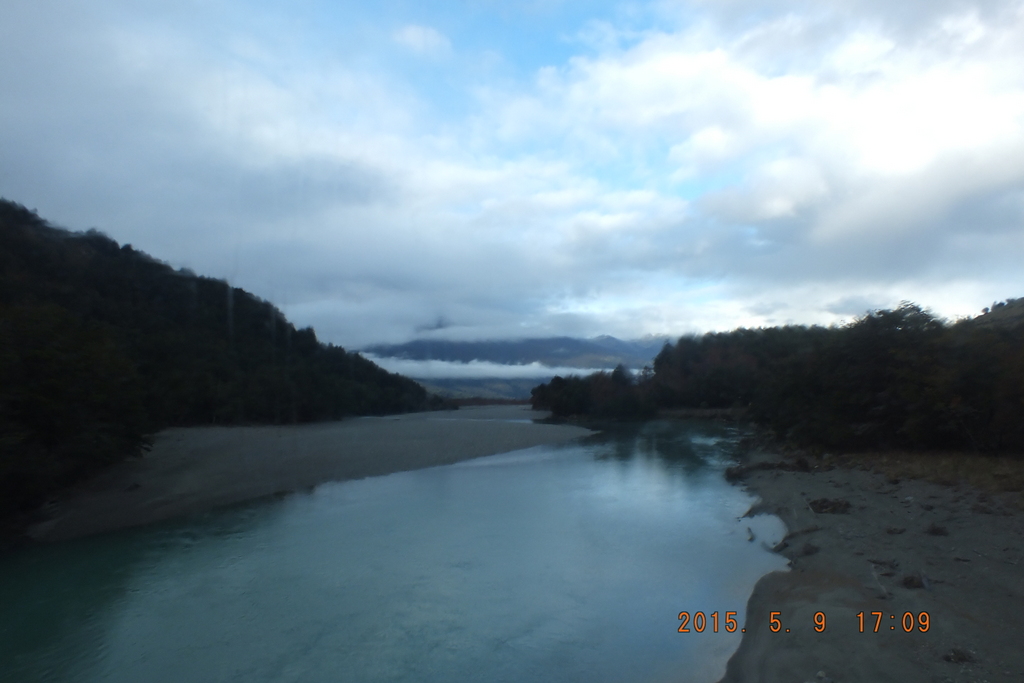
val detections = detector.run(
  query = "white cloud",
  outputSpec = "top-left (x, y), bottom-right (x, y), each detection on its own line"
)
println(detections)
top-left (363, 355), bottom-right (610, 379)
top-left (392, 25), bottom-right (452, 57)
top-left (2, 0), bottom-right (1023, 349)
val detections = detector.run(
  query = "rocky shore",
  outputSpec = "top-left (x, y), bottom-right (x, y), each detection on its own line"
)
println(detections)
top-left (720, 447), bottom-right (1024, 683)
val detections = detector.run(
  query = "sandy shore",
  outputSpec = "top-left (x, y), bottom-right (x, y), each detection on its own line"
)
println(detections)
top-left (720, 448), bottom-right (1024, 683)
top-left (28, 405), bottom-right (591, 542)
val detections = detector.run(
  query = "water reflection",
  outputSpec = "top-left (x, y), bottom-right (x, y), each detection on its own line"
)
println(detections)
top-left (0, 420), bottom-right (786, 683)
top-left (584, 420), bottom-right (746, 499)
top-left (0, 502), bottom-right (282, 681)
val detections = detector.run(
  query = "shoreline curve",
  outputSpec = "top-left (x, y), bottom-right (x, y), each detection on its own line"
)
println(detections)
top-left (28, 405), bottom-right (593, 543)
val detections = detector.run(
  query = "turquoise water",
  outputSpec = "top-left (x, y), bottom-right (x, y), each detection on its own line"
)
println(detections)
top-left (0, 420), bottom-right (786, 683)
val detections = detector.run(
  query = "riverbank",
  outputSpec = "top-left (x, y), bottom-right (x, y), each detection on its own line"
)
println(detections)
top-left (720, 446), bottom-right (1024, 683)
top-left (25, 405), bottom-right (592, 543)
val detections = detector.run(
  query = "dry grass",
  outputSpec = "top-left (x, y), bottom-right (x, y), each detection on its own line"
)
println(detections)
top-left (833, 450), bottom-right (1024, 508)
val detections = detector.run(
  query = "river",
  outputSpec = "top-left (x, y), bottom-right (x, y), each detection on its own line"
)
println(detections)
top-left (1, 419), bottom-right (787, 683)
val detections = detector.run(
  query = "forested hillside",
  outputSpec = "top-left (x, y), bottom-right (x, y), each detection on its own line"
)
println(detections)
top-left (532, 302), bottom-right (1024, 454)
top-left (1, 199), bottom-right (437, 517)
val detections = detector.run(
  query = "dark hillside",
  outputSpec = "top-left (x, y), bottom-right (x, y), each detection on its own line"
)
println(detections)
top-left (532, 302), bottom-right (1024, 454)
top-left (963, 297), bottom-right (1024, 329)
top-left (1, 199), bottom-right (435, 517)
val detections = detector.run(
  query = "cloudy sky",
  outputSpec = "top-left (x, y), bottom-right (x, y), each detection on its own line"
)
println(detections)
top-left (3, 0), bottom-right (1023, 348)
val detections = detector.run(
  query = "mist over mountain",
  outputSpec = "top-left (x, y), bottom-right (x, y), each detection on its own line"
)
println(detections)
top-left (363, 336), bottom-right (671, 371)
top-left (360, 336), bottom-right (673, 400)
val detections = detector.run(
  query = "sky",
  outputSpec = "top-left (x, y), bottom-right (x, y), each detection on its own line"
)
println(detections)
top-left (3, 0), bottom-right (1023, 349)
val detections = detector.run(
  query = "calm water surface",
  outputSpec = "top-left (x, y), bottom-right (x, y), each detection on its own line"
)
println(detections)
top-left (1, 419), bottom-right (787, 683)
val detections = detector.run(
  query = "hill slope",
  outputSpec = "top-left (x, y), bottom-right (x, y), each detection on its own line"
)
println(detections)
top-left (1, 199), bottom-right (435, 516)
top-left (532, 302), bottom-right (1024, 453)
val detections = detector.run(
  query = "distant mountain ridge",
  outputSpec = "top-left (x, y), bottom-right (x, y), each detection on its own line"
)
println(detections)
top-left (363, 335), bottom-right (672, 370)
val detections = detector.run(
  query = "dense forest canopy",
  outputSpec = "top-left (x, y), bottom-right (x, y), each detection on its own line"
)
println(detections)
top-left (0, 199), bottom-right (441, 517)
top-left (532, 301), bottom-right (1024, 454)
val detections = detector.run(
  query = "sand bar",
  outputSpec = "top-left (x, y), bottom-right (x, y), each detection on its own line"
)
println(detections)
top-left (29, 405), bottom-right (592, 542)
top-left (720, 448), bottom-right (1024, 683)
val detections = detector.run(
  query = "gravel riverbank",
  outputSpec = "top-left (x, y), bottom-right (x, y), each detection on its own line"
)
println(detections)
top-left (720, 448), bottom-right (1024, 683)
top-left (28, 405), bottom-right (592, 542)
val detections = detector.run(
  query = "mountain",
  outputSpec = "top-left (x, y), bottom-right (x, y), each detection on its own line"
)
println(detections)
top-left (415, 379), bottom-right (543, 401)
top-left (363, 335), bottom-right (672, 370)
top-left (0, 199), bottom-right (437, 517)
